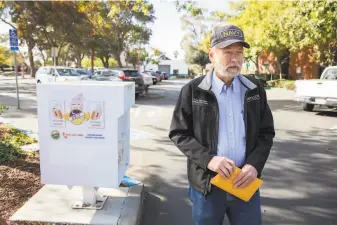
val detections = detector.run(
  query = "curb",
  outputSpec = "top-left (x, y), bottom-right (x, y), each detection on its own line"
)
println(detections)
top-left (118, 184), bottom-right (145, 225)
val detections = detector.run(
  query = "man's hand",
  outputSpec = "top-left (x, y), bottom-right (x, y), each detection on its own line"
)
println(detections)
top-left (207, 156), bottom-right (236, 179)
top-left (233, 164), bottom-right (258, 188)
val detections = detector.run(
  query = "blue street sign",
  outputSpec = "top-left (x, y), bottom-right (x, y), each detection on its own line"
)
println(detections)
top-left (9, 39), bottom-right (19, 46)
top-left (10, 47), bottom-right (19, 51)
top-left (9, 29), bottom-right (19, 52)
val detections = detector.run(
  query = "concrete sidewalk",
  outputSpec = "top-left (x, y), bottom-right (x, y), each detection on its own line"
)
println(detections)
top-left (10, 185), bottom-right (145, 225)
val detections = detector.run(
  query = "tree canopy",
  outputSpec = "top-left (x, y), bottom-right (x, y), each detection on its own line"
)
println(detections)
top-left (0, 1), bottom-right (156, 76)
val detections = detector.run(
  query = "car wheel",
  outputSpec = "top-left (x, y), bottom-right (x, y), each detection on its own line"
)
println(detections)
top-left (303, 103), bottom-right (314, 111)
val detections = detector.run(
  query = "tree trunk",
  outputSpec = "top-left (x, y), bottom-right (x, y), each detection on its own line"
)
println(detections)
top-left (99, 57), bottom-right (105, 68)
top-left (100, 56), bottom-right (109, 68)
top-left (276, 60), bottom-right (282, 80)
top-left (117, 57), bottom-right (123, 68)
top-left (55, 57), bottom-right (59, 66)
top-left (76, 53), bottom-right (82, 68)
top-left (39, 49), bottom-right (47, 66)
top-left (255, 54), bottom-right (260, 75)
top-left (201, 65), bottom-right (206, 75)
top-left (104, 56), bottom-right (109, 68)
top-left (27, 42), bottom-right (36, 77)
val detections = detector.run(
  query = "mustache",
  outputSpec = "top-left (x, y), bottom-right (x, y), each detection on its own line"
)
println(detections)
top-left (226, 65), bottom-right (240, 69)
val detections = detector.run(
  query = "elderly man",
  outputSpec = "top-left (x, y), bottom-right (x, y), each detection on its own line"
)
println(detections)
top-left (168, 24), bottom-right (275, 225)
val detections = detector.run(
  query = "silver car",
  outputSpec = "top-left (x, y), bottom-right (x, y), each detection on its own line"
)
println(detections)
top-left (91, 69), bottom-right (123, 82)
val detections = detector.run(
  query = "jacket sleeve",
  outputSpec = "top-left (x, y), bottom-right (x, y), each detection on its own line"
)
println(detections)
top-left (246, 86), bottom-right (275, 175)
top-left (168, 84), bottom-right (216, 171)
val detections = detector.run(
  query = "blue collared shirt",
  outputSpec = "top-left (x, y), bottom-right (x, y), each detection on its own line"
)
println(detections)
top-left (211, 73), bottom-right (246, 167)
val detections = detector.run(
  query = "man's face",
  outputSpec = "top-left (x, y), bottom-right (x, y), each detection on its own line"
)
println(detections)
top-left (209, 43), bottom-right (244, 79)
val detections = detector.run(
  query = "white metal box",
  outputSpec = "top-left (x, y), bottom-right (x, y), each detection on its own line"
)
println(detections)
top-left (36, 81), bottom-right (135, 188)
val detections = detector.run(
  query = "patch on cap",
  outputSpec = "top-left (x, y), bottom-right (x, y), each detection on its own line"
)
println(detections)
top-left (220, 29), bottom-right (243, 38)
top-left (210, 24), bottom-right (250, 49)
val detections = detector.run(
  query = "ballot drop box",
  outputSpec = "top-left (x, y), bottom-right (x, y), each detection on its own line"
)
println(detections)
top-left (37, 81), bottom-right (134, 189)
top-left (8, 81), bottom-right (138, 225)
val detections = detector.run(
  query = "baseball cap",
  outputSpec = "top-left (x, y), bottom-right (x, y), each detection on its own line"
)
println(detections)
top-left (210, 24), bottom-right (250, 49)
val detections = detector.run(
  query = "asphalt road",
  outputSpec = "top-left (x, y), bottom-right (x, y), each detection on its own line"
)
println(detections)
top-left (1, 75), bottom-right (337, 225)
top-left (129, 80), bottom-right (337, 225)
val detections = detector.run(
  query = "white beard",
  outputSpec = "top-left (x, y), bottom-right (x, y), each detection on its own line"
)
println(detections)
top-left (213, 58), bottom-right (241, 79)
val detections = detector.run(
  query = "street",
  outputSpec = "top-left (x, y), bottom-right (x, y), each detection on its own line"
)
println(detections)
top-left (1, 75), bottom-right (337, 225)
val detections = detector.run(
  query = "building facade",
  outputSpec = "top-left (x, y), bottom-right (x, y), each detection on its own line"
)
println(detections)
top-left (254, 48), bottom-right (324, 80)
top-left (145, 59), bottom-right (189, 77)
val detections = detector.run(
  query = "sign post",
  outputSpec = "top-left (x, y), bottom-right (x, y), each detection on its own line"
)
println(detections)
top-left (51, 47), bottom-right (58, 82)
top-left (9, 29), bottom-right (20, 109)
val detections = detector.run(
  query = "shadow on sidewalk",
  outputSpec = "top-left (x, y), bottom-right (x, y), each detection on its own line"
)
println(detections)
top-left (137, 165), bottom-right (193, 225)
top-left (261, 128), bottom-right (337, 225)
top-left (0, 94), bottom-right (37, 119)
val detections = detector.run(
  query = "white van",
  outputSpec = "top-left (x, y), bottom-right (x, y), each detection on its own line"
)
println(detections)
top-left (35, 66), bottom-right (87, 83)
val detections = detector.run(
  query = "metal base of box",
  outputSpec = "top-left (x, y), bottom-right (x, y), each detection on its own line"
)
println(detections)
top-left (10, 184), bottom-right (144, 225)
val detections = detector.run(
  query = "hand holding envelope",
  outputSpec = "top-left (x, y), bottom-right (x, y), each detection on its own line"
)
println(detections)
top-left (233, 164), bottom-right (258, 188)
top-left (210, 166), bottom-right (263, 202)
top-left (207, 156), bottom-right (236, 179)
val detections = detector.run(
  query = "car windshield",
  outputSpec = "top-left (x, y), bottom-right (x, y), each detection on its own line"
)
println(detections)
top-left (77, 70), bottom-right (88, 75)
top-left (123, 70), bottom-right (140, 77)
top-left (101, 70), bottom-right (118, 76)
top-left (56, 68), bottom-right (80, 76)
top-left (323, 68), bottom-right (337, 80)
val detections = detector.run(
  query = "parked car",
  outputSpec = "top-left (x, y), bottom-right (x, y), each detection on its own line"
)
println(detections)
top-left (35, 66), bottom-right (84, 83)
top-left (162, 72), bottom-right (169, 80)
top-left (76, 68), bottom-right (92, 79)
top-left (295, 66), bottom-right (337, 111)
top-left (0, 64), bottom-right (14, 71)
top-left (91, 69), bottom-right (123, 82)
top-left (114, 69), bottom-right (145, 99)
top-left (156, 71), bottom-right (164, 81)
top-left (139, 72), bottom-right (153, 86)
top-left (142, 71), bottom-right (158, 84)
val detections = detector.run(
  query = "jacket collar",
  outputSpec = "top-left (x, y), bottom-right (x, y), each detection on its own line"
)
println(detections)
top-left (198, 69), bottom-right (257, 91)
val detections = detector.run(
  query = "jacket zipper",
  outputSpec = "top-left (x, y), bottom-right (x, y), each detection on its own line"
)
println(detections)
top-left (244, 90), bottom-right (250, 160)
top-left (206, 90), bottom-right (219, 152)
top-left (205, 90), bottom-right (219, 195)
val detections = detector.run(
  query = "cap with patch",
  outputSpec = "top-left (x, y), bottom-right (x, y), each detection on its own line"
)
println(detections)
top-left (210, 24), bottom-right (250, 49)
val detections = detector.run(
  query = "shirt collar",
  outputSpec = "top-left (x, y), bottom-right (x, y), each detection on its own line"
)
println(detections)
top-left (212, 71), bottom-right (240, 94)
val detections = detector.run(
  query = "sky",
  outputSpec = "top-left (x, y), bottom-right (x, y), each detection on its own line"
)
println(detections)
top-left (0, 0), bottom-right (232, 59)
top-left (148, 0), bottom-right (231, 59)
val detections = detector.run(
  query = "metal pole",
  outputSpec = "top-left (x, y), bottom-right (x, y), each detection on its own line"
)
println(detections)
top-left (138, 49), bottom-right (140, 72)
top-left (14, 52), bottom-right (20, 109)
top-left (90, 30), bottom-right (94, 73)
top-left (54, 55), bottom-right (56, 82)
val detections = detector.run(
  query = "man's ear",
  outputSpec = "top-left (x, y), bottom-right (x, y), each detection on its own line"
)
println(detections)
top-left (209, 48), bottom-right (214, 62)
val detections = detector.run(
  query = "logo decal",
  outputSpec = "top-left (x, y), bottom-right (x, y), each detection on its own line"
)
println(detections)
top-left (51, 130), bottom-right (60, 140)
top-left (220, 29), bottom-right (243, 38)
top-left (192, 99), bottom-right (208, 105)
top-left (247, 94), bottom-right (260, 102)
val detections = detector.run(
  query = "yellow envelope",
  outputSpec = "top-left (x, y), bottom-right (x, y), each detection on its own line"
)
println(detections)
top-left (210, 167), bottom-right (263, 202)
